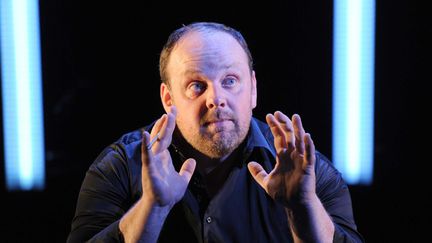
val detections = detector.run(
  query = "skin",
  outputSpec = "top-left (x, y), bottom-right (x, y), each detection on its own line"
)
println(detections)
top-left (160, 30), bottom-right (257, 161)
top-left (119, 30), bottom-right (334, 243)
top-left (248, 112), bottom-right (335, 242)
top-left (119, 107), bottom-right (196, 242)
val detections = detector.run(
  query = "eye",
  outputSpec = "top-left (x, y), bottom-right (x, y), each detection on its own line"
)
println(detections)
top-left (222, 77), bottom-right (238, 88)
top-left (190, 81), bottom-right (205, 92)
top-left (186, 81), bottom-right (206, 97)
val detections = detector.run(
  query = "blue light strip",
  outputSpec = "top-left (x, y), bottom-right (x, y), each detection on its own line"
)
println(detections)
top-left (1, 0), bottom-right (45, 190)
top-left (333, 0), bottom-right (375, 184)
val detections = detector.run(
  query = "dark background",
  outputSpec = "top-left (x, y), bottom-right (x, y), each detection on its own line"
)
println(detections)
top-left (1, 0), bottom-right (428, 242)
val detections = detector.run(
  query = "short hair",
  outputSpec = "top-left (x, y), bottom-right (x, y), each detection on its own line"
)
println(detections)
top-left (159, 22), bottom-right (254, 86)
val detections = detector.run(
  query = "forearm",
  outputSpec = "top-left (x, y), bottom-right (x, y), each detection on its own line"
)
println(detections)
top-left (119, 196), bottom-right (171, 243)
top-left (286, 194), bottom-right (334, 243)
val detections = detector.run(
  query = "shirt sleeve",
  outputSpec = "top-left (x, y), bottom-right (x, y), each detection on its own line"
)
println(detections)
top-left (314, 152), bottom-right (365, 243)
top-left (67, 145), bottom-right (133, 243)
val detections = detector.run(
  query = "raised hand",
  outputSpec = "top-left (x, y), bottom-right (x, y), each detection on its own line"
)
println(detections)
top-left (248, 111), bottom-right (316, 208)
top-left (141, 106), bottom-right (196, 207)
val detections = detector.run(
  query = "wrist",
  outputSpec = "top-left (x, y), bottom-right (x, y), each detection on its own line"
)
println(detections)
top-left (284, 193), bottom-right (318, 212)
top-left (139, 194), bottom-right (174, 215)
top-left (119, 195), bottom-right (173, 242)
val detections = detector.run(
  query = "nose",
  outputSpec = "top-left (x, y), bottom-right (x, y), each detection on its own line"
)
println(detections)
top-left (205, 85), bottom-right (226, 109)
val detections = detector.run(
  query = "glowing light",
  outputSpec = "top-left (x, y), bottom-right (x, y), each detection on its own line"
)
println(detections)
top-left (333, 0), bottom-right (375, 184)
top-left (1, 0), bottom-right (45, 190)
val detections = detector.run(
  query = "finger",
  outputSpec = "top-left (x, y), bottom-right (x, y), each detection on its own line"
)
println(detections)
top-left (274, 111), bottom-right (295, 153)
top-left (150, 114), bottom-right (166, 141)
top-left (155, 109), bottom-right (176, 151)
top-left (266, 113), bottom-right (287, 154)
top-left (247, 162), bottom-right (268, 189)
top-left (169, 105), bottom-right (177, 117)
top-left (141, 131), bottom-right (152, 167)
top-left (292, 114), bottom-right (305, 155)
top-left (304, 133), bottom-right (316, 169)
top-left (153, 106), bottom-right (177, 153)
top-left (179, 158), bottom-right (196, 183)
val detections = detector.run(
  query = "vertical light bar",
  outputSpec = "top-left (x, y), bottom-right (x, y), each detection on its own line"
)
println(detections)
top-left (333, 0), bottom-right (375, 184)
top-left (1, 0), bottom-right (45, 190)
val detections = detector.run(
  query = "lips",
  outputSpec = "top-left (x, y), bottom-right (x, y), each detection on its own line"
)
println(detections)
top-left (204, 119), bottom-right (232, 126)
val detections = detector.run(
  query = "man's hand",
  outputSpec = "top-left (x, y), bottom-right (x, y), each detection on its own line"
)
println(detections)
top-left (248, 112), bottom-right (335, 242)
top-left (141, 106), bottom-right (196, 207)
top-left (120, 106), bottom-right (195, 242)
top-left (120, 106), bottom-right (196, 242)
top-left (247, 111), bottom-right (316, 208)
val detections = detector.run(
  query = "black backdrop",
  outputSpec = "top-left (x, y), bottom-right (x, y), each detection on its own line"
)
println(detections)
top-left (1, 0), bottom-right (428, 241)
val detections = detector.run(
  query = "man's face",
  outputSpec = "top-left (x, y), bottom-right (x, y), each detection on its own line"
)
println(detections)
top-left (161, 31), bottom-right (257, 159)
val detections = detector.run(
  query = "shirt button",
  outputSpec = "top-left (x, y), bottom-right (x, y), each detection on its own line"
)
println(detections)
top-left (206, 216), bottom-right (212, 224)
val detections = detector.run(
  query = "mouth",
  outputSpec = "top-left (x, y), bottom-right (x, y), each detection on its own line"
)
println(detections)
top-left (203, 119), bottom-right (233, 127)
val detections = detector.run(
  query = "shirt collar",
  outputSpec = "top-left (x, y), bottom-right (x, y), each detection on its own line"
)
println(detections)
top-left (245, 118), bottom-right (276, 158)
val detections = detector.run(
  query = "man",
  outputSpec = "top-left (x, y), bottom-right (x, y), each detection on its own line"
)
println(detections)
top-left (67, 22), bottom-right (363, 242)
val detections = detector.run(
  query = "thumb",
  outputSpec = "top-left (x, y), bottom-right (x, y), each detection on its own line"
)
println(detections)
top-left (179, 158), bottom-right (196, 183)
top-left (247, 162), bottom-right (268, 188)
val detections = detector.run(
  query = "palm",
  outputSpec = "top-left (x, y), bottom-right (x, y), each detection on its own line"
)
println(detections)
top-left (263, 149), bottom-right (315, 207)
top-left (141, 107), bottom-right (195, 207)
top-left (248, 112), bottom-right (316, 208)
top-left (143, 150), bottom-right (190, 206)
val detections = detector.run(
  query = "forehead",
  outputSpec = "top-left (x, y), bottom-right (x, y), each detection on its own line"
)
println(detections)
top-left (168, 31), bottom-right (249, 75)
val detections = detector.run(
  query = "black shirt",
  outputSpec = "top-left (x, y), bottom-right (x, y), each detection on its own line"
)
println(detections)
top-left (67, 118), bottom-right (364, 242)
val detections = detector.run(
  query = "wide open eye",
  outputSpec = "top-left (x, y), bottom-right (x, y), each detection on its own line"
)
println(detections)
top-left (222, 77), bottom-right (238, 88)
top-left (186, 81), bottom-right (206, 97)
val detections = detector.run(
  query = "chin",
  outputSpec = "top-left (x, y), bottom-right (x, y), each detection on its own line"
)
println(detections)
top-left (201, 139), bottom-right (238, 159)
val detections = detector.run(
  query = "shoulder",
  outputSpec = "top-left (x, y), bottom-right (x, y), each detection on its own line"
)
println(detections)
top-left (96, 119), bottom-right (157, 163)
top-left (92, 128), bottom-right (143, 166)
top-left (82, 126), bottom-right (152, 198)
top-left (314, 151), bottom-right (349, 197)
top-left (314, 151), bottom-right (342, 180)
top-left (88, 120), bottom-right (157, 176)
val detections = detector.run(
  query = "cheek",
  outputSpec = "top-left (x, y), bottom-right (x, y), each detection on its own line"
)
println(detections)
top-left (176, 95), bottom-right (207, 117)
top-left (232, 90), bottom-right (253, 109)
top-left (230, 94), bottom-right (253, 123)
top-left (176, 105), bottom-right (200, 127)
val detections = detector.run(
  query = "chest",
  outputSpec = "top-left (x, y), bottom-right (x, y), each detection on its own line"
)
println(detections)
top-left (158, 167), bottom-right (292, 243)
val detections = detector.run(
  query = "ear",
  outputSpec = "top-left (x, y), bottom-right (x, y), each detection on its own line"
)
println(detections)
top-left (251, 70), bottom-right (257, 108)
top-left (160, 83), bottom-right (172, 113)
